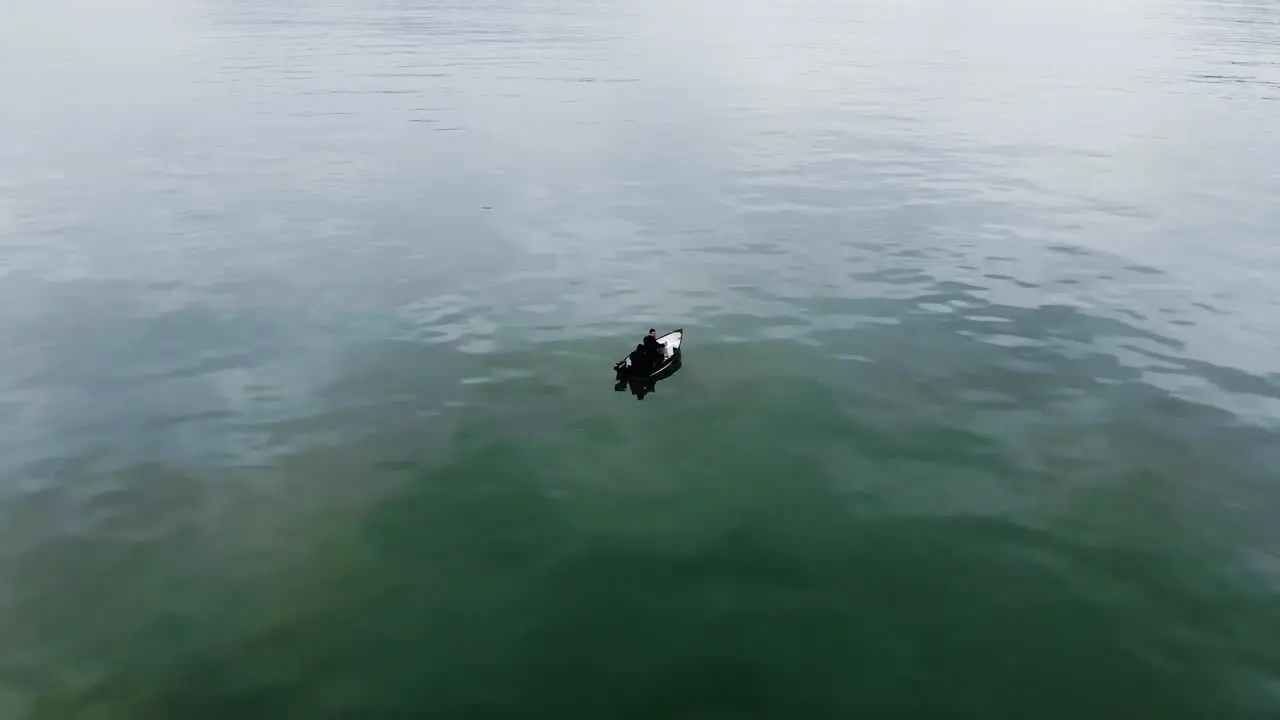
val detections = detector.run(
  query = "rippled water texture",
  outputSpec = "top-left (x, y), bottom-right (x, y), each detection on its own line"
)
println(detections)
top-left (1, 0), bottom-right (1279, 717)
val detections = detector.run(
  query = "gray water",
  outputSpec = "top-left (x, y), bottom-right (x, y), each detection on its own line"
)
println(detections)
top-left (2, 0), bottom-right (1279, 717)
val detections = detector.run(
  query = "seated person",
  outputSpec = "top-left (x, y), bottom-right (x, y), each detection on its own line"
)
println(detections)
top-left (642, 328), bottom-right (666, 364)
top-left (628, 343), bottom-right (650, 372)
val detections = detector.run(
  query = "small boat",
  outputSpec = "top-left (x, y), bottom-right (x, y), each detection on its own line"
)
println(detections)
top-left (613, 328), bottom-right (684, 381)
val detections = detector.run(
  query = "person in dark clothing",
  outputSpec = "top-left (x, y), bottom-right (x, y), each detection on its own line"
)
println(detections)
top-left (642, 328), bottom-right (666, 366)
top-left (628, 343), bottom-right (650, 373)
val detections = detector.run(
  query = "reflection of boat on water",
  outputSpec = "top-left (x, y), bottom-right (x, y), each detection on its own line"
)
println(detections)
top-left (612, 328), bottom-right (684, 399)
top-left (614, 369), bottom-right (679, 399)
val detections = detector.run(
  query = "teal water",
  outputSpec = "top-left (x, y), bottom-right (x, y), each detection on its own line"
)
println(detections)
top-left (2, 0), bottom-right (1279, 717)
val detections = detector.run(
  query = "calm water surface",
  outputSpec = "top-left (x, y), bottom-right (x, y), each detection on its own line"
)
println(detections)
top-left (2, 0), bottom-right (1279, 717)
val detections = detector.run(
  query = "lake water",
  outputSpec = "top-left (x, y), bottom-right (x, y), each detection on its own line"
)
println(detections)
top-left (2, 0), bottom-right (1279, 716)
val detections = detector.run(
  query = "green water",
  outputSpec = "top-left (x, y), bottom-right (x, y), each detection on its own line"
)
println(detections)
top-left (2, 0), bottom-right (1279, 717)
